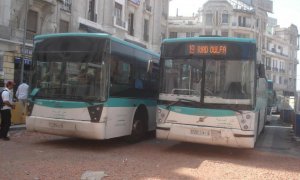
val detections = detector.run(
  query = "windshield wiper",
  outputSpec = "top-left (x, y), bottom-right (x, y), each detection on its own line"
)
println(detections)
top-left (166, 98), bottom-right (200, 109)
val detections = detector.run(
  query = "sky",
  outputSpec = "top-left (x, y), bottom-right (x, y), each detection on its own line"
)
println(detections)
top-left (169, 0), bottom-right (300, 90)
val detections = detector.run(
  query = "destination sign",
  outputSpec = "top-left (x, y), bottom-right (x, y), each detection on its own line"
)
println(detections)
top-left (188, 44), bottom-right (227, 56)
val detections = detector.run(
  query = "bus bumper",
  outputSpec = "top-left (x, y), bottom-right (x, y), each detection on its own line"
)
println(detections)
top-left (156, 124), bottom-right (255, 148)
top-left (26, 116), bottom-right (106, 140)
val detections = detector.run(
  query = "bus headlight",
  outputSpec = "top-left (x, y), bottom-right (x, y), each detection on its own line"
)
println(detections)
top-left (237, 111), bottom-right (253, 131)
top-left (88, 104), bottom-right (103, 123)
top-left (156, 107), bottom-right (169, 124)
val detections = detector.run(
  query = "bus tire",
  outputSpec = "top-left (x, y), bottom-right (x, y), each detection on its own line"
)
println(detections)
top-left (126, 106), bottom-right (148, 143)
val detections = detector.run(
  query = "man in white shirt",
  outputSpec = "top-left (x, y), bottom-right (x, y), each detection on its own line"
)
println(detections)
top-left (0, 80), bottom-right (15, 141)
top-left (16, 81), bottom-right (29, 121)
top-left (16, 81), bottom-right (29, 106)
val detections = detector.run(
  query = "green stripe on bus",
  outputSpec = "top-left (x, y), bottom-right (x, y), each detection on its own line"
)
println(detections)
top-left (158, 105), bottom-right (236, 117)
top-left (34, 98), bottom-right (156, 108)
top-left (105, 98), bottom-right (157, 107)
top-left (34, 99), bottom-right (96, 108)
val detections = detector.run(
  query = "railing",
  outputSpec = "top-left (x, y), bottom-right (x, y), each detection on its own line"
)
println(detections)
top-left (272, 67), bottom-right (278, 72)
top-left (267, 48), bottom-right (289, 57)
top-left (26, 31), bottom-right (36, 41)
top-left (266, 66), bottom-right (271, 70)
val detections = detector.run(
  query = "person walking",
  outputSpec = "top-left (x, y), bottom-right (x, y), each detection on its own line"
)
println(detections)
top-left (0, 80), bottom-right (16, 141)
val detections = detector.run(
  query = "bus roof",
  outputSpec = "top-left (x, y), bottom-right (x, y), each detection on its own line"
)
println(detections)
top-left (162, 37), bottom-right (256, 44)
top-left (34, 33), bottom-right (159, 58)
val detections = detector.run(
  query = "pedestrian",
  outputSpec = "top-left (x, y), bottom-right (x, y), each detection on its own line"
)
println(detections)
top-left (16, 80), bottom-right (29, 108)
top-left (0, 80), bottom-right (16, 141)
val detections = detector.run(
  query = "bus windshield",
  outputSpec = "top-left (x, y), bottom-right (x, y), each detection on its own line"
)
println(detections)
top-left (160, 58), bottom-right (255, 105)
top-left (31, 37), bottom-right (109, 102)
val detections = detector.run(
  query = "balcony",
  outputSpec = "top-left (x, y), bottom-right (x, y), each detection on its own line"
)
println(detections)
top-left (266, 66), bottom-right (271, 70)
top-left (33, 0), bottom-right (56, 8)
top-left (114, 17), bottom-right (128, 31)
top-left (266, 48), bottom-right (289, 58)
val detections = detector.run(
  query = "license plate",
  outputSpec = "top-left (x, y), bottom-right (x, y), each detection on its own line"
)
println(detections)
top-left (190, 129), bottom-right (210, 136)
top-left (49, 122), bottom-right (64, 129)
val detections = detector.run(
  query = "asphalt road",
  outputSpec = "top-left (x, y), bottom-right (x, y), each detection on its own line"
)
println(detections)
top-left (1, 115), bottom-right (300, 179)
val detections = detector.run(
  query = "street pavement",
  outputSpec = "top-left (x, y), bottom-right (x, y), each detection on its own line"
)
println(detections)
top-left (255, 115), bottom-right (300, 157)
top-left (10, 114), bottom-right (300, 158)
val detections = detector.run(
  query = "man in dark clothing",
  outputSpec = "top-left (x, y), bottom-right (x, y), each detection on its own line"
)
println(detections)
top-left (0, 80), bottom-right (15, 141)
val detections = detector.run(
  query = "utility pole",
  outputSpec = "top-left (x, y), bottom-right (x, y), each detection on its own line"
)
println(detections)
top-left (20, 0), bottom-right (29, 83)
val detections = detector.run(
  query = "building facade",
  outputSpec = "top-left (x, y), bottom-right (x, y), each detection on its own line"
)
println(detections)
top-left (168, 0), bottom-right (299, 101)
top-left (0, 0), bottom-right (169, 85)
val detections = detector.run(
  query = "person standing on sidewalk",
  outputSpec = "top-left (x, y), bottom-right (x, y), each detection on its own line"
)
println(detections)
top-left (16, 80), bottom-right (29, 113)
top-left (0, 81), bottom-right (16, 141)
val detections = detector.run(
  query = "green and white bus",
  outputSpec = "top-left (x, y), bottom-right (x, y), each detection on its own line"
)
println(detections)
top-left (26, 33), bottom-right (159, 141)
top-left (156, 37), bottom-right (268, 148)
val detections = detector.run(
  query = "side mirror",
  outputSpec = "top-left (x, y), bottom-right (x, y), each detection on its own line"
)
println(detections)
top-left (147, 59), bottom-right (153, 73)
top-left (257, 64), bottom-right (266, 78)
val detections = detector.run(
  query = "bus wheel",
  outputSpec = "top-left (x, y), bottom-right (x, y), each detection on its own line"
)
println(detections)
top-left (126, 107), bottom-right (147, 143)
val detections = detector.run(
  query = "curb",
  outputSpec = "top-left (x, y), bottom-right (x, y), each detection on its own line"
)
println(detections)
top-left (10, 124), bottom-right (26, 131)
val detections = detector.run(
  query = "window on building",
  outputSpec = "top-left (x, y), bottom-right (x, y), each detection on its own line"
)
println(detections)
top-left (205, 13), bottom-right (213, 25)
top-left (238, 16), bottom-right (246, 27)
top-left (115, 2), bottom-right (122, 21)
top-left (59, 20), bottom-right (69, 33)
top-left (284, 78), bottom-right (288, 85)
top-left (88, 0), bottom-right (96, 22)
top-left (128, 13), bottom-right (134, 36)
top-left (144, 0), bottom-right (151, 12)
top-left (222, 12), bottom-right (229, 24)
top-left (279, 76), bottom-right (282, 84)
top-left (169, 32), bottom-right (177, 38)
top-left (62, 0), bottom-right (72, 11)
top-left (26, 10), bottom-right (38, 40)
top-left (273, 75), bottom-right (276, 83)
top-left (144, 19), bottom-right (149, 42)
top-left (186, 32), bottom-right (195, 37)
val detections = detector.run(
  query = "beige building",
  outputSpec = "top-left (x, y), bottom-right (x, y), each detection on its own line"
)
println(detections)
top-left (0, 0), bottom-right (169, 85)
top-left (168, 0), bottom-right (299, 99)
